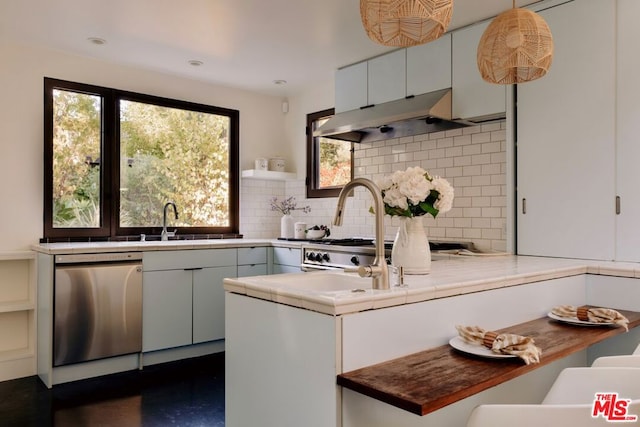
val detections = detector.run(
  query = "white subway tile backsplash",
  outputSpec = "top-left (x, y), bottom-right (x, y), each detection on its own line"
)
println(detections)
top-left (453, 135), bottom-right (472, 146)
top-left (482, 185), bottom-right (501, 197)
top-left (481, 122), bottom-right (502, 132)
top-left (445, 146), bottom-right (463, 158)
top-left (437, 157), bottom-right (454, 169)
top-left (471, 154), bottom-right (491, 165)
top-left (240, 120), bottom-right (507, 252)
top-left (471, 132), bottom-right (491, 144)
top-left (437, 137), bottom-right (454, 149)
top-left (453, 156), bottom-right (472, 167)
top-left (481, 141), bottom-right (501, 154)
top-left (462, 144), bottom-right (482, 156)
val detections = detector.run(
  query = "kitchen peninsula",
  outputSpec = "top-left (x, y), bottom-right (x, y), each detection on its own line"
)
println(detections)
top-left (224, 255), bottom-right (640, 427)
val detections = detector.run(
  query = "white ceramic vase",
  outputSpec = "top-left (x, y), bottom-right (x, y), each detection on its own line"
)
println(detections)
top-left (280, 214), bottom-right (295, 239)
top-left (391, 216), bottom-right (431, 274)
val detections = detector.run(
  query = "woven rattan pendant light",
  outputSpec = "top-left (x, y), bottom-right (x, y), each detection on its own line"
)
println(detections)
top-left (360, 0), bottom-right (453, 47)
top-left (477, 0), bottom-right (554, 84)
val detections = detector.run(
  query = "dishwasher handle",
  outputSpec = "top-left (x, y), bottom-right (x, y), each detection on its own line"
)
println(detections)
top-left (55, 252), bottom-right (143, 264)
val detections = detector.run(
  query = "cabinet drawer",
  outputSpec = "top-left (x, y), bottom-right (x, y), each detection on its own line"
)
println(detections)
top-left (238, 264), bottom-right (267, 277)
top-left (272, 247), bottom-right (301, 267)
top-left (237, 247), bottom-right (267, 266)
top-left (143, 249), bottom-right (237, 271)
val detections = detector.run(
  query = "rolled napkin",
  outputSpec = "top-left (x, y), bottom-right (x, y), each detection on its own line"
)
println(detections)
top-left (455, 325), bottom-right (542, 365)
top-left (551, 305), bottom-right (629, 331)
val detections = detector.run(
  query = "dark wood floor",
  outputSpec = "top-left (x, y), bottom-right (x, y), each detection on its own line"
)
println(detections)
top-left (0, 353), bottom-right (225, 427)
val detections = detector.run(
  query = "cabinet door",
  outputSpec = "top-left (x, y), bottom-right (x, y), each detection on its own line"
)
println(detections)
top-left (452, 20), bottom-right (505, 121)
top-left (406, 34), bottom-right (451, 96)
top-left (237, 247), bottom-right (267, 266)
top-left (517, 0), bottom-right (615, 259)
top-left (335, 62), bottom-right (368, 113)
top-left (193, 265), bottom-right (237, 344)
top-left (272, 247), bottom-right (301, 267)
top-left (616, 0), bottom-right (640, 262)
top-left (367, 49), bottom-right (406, 106)
top-left (143, 270), bottom-right (192, 352)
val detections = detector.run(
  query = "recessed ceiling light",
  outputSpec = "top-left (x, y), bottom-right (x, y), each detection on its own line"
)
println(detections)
top-left (87, 37), bottom-right (107, 45)
top-left (188, 60), bottom-right (204, 67)
top-left (273, 79), bottom-right (287, 85)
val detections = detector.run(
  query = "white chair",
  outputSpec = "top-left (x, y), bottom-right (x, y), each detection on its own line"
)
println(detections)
top-left (467, 401), bottom-right (640, 427)
top-left (592, 355), bottom-right (640, 368)
top-left (467, 367), bottom-right (640, 427)
top-left (590, 342), bottom-right (640, 367)
top-left (542, 367), bottom-right (640, 404)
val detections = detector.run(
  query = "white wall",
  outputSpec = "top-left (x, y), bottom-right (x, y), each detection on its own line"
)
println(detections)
top-left (285, 79), bottom-right (335, 181)
top-left (0, 39), bottom-right (288, 250)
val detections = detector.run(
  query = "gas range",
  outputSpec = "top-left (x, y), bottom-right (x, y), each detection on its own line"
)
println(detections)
top-left (301, 239), bottom-right (386, 271)
top-left (300, 238), bottom-right (471, 271)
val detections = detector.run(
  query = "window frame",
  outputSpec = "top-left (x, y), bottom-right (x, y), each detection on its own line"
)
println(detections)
top-left (43, 77), bottom-right (240, 240)
top-left (305, 108), bottom-right (354, 198)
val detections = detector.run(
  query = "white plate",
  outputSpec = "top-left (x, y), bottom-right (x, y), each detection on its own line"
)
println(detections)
top-left (547, 312), bottom-right (614, 326)
top-left (448, 336), bottom-right (516, 359)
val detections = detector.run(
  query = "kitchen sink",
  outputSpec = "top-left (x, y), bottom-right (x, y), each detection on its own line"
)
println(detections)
top-left (258, 271), bottom-right (373, 293)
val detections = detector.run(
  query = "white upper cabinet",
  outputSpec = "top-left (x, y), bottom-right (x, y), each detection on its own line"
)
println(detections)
top-left (367, 49), bottom-right (406, 106)
top-left (335, 50), bottom-right (406, 113)
top-left (615, 0), bottom-right (640, 262)
top-left (517, 0), bottom-right (616, 260)
top-left (335, 35), bottom-right (452, 114)
top-left (406, 33), bottom-right (451, 97)
top-left (452, 20), bottom-right (506, 121)
top-left (335, 61), bottom-right (368, 113)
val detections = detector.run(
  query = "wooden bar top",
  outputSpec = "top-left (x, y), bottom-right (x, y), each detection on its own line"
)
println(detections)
top-left (337, 308), bottom-right (640, 416)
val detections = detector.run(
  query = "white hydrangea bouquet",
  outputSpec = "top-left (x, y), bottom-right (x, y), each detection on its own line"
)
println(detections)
top-left (374, 166), bottom-right (454, 218)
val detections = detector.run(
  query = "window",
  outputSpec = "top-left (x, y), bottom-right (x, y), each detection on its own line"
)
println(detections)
top-left (44, 78), bottom-right (239, 239)
top-left (306, 109), bottom-right (353, 198)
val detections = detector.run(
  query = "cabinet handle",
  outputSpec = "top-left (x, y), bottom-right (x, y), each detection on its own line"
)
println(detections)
top-left (522, 198), bottom-right (527, 214)
top-left (360, 104), bottom-right (375, 110)
top-left (616, 196), bottom-right (621, 215)
top-left (184, 267), bottom-right (203, 271)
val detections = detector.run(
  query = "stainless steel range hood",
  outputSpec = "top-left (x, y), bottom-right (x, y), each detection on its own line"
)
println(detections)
top-left (314, 88), bottom-right (467, 143)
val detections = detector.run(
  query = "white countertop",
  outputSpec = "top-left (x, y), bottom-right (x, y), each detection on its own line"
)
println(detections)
top-left (31, 238), bottom-right (303, 254)
top-left (224, 255), bottom-right (640, 316)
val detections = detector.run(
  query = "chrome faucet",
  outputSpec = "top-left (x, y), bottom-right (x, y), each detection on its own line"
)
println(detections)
top-left (333, 178), bottom-right (389, 290)
top-left (161, 202), bottom-right (179, 241)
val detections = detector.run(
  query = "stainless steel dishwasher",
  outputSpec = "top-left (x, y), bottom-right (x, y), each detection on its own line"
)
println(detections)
top-left (53, 252), bottom-right (143, 366)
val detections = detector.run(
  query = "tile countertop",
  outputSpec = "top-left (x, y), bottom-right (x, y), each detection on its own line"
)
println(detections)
top-left (224, 255), bottom-right (640, 316)
top-left (31, 238), bottom-right (302, 255)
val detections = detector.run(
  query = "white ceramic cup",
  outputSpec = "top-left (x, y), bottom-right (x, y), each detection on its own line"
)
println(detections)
top-left (268, 157), bottom-right (285, 172)
top-left (294, 222), bottom-right (307, 239)
top-left (254, 158), bottom-right (268, 171)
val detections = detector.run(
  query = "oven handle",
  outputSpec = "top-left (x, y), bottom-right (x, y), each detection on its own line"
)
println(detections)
top-left (300, 264), bottom-right (342, 272)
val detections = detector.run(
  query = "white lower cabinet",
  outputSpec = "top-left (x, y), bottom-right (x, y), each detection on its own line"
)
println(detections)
top-left (142, 249), bottom-right (237, 352)
top-left (237, 247), bottom-right (268, 277)
top-left (272, 247), bottom-right (302, 274)
top-left (192, 266), bottom-right (238, 344)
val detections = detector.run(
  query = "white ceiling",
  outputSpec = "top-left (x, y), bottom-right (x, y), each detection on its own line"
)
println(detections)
top-left (0, 0), bottom-right (541, 97)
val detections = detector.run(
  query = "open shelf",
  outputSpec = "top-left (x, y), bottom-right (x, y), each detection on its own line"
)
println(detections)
top-left (242, 169), bottom-right (297, 181)
top-left (0, 251), bottom-right (36, 381)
